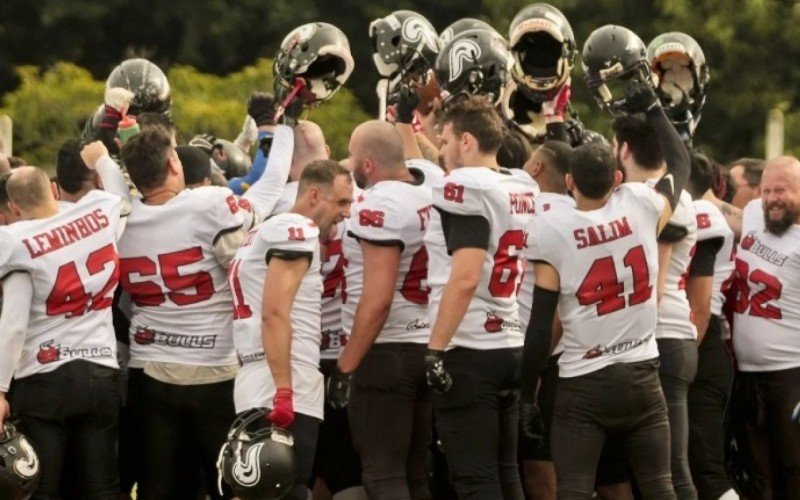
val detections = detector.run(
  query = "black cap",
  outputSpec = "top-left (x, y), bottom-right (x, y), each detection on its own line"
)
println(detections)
top-left (177, 145), bottom-right (212, 185)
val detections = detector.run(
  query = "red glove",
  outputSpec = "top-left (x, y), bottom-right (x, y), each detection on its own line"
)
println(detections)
top-left (542, 78), bottom-right (572, 119)
top-left (267, 388), bottom-right (294, 428)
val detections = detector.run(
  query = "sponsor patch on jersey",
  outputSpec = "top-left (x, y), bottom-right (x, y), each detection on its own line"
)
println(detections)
top-left (582, 332), bottom-right (654, 359)
top-left (36, 339), bottom-right (113, 364)
top-left (740, 231), bottom-right (788, 266)
top-left (133, 327), bottom-right (217, 349)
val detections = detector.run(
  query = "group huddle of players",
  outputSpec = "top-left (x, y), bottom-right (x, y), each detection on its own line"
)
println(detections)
top-left (1, 3), bottom-right (798, 500)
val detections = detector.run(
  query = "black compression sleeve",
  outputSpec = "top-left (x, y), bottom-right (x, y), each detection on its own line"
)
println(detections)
top-left (689, 237), bottom-right (724, 277)
top-left (437, 208), bottom-right (491, 254)
top-left (647, 106), bottom-right (690, 211)
top-left (520, 285), bottom-right (559, 402)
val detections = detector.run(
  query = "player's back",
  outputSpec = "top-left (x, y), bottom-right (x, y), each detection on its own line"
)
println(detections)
top-left (528, 183), bottom-right (663, 377)
top-left (427, 166), bottom-right (539, 350)
top-left (118, 186), bottom-right (252, 366)
top-left (0, 190), bottom-right (122, 378)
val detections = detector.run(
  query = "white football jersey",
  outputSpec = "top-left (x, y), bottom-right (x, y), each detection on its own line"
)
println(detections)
top-left (426, 167), bottom-right (539, 350)
top-left (118, 187), bottom-right (253, 367)
top-left (270, 181), bottom-right (299, 217)
top-left (649, 186), bottom-right (698, 340)
top-left (320, 223), bottom-right (348, 360)
top-left (231, 213), bottom-right (323, 418)
top-left (342, 172), bottom-right (433, 344)
top-left (528, 183), bottom-right (664, 378)
top-left (406, 159), bottom-right (445, 186)
top-left (693, 199), bottom-right (735, 316)
top-left (733, 200), bottom-right (800, 372)
top-left (519, 192), bottom-right (576, 329)
top-left (0, 190), bottom-right (122, 379)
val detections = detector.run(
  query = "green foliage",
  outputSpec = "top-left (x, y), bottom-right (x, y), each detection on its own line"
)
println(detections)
top-left (0, 59), bottom-right (369, 171)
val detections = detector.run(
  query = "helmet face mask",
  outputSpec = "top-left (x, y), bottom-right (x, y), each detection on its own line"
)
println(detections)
top-left (106, 58), bottom-right (172, 117)
top-left (274, 23), bottom-right (355, 105)
top-left (217, 410), bottom-right (296, 500)
top-left (647, 32), bottom-right (709, 126)
top-left (508, 3), bottom-right (576, 97)
top-left (435, 29), bottom-right (513, 108)
top-left (582, 25), bottom-right (652, 117)
top-left (0, 423), bottom-right (40, 499)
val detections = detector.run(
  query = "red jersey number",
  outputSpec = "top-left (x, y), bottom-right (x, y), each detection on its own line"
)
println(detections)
top-left (488, 230), bottom-right (526, 298)
top-left (401, 245), bottom-right (430, 304)
top-left (733, 259), bottom-right (782, 319)
top-left (576, 245), bottom-right (652, 316)
top-left (322, 239), bottom-right (348, 302)
top-left (46, 244), bottom-right (120, 317)
top-left (120, 247), bottom-right (214, 307)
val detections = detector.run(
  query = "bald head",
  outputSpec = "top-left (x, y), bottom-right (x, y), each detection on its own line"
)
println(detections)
top-left (292, 120), bottom-right (329, 173)
top-left (349, 120), bottom-right (405, 170)
top-left (6, 166), bottom-right (55, 211)
top-left (763, 156), bottom-right (800, 181)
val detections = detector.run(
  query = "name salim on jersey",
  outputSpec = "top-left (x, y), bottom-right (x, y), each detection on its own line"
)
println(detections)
top-left (574, 216), bottom-right (632, 250)
top-left (21, 209), bottom-right (111, 259)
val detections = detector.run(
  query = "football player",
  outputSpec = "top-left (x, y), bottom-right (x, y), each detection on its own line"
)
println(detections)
top-left (520, 75), bottom-right (690, 498)
top-left (731, 156), bottom-right (800, 499)
top-left (325, 120), bottom-right (435, 497)
top-left (517, 140), bottom-right (574, 500)
top-left (114, 126), bottom-right (254, 499)
top-left (0, 165), bottom-right (126, 497)
top-left (231, 159), bottom-right (353, 500)
top-left (684, 153), bottom-right (738, 499)
top-left (425, 95), bottom-right (538, 498)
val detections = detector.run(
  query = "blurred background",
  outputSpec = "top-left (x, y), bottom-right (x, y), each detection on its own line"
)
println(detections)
top-left (0, 0), bottom-right (797, 168)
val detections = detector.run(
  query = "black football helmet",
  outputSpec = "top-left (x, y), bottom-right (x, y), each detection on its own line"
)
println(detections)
top-left (582, 25), bottom-right (652, 117)
top-left (647, 32), bottom-right (709, 126)
top-left (0, 423), bottom-right (40, 500)
top-left (370, 10), bottom-right (439, 83)
top-left (273, 22), bottom-right (355, 104)
top-left (565, 118), bottom-right (610, 148)
top-left (508, 3), bottom-right (576, 98)
top-left (106, 58), bottom-right (171, 116)
top-left (217, 410), bottom-right (296, 500)
top-left (439, 18), bottom-right (498, 48)
top-left (211, 139), bottom-right (252, 179)
top-left (435, 29), bottom-right (513, 107)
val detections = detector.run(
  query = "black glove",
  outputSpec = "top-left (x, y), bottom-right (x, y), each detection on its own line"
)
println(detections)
top-left (623, 79), bottom-right (660, 114)
top-left (425, 349), bottom-right (452, 393)
top-left (396, 85), bottom-right (420, 124)
top-left (326, 366), bottom-right (352, 409)
top-left (247, 92), bottom-right (277, 127)
top-left (520, 402), bottom-right (545, 445)
top-left (189, 133), bottom-right (216, 156)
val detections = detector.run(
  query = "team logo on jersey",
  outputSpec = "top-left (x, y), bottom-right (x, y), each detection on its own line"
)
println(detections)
top-left (406, 318), bottom-right (430, 331)
top-left (401, 18), bottom-right (438, 53)
top-left (582, 333), bottom-right (654, 359)
top-left (321, 330), bottom-right (348, 351)
top-left (36, 339), bottom-right (113, 364)
top-left (739, 231), bottom-right (788, 266)
top-left (232, 442), bottom-right (264, 486)
top-left (36, 340), bottom-right (60, 364)
top-left (133, 327), bottom-right (217, 349)
top-left (484, 312), bottom-right (504, 333)
top-left (448, 39), bottom-right (481, 82)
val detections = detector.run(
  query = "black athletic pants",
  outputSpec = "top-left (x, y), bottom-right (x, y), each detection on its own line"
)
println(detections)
top-left (687, 315), bottom-right (735, 499)
top-left (735, 367), bottom-right (800, 499)
top-left (131, 372), bottom-right (236, 500)
top-left (550, 358), bottom-right (675, 500)
top-left (349, 342), bottom-right (432, 499)
top-left (432, 347), bottom-right (524, 500)
top-left (10, 360), bottom-right (120, 500)
top-left (656, 337), bottom-right (698, 500)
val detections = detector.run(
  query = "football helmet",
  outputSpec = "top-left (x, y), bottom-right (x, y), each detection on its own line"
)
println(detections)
top-left (508, 3), bottom-right (576, 98)
top-left (273, 22), bottom-right (355, 104)
top-left (211, 139), bottom-right (252, 179)
top-left (582, 24), bottom-right (652, 116)
top-left (435, 29), bottom-right (513, 107)
top-left (439, 18), bottom-right (498, 48)
top-left (217, 410), bottom-right (296, 500)
top-left (565, 118), bottom-right (610, 148)
top-left (500, 80), bottom-right (546, 141)
top-left (370, 10), bottom-right (439, 83)
top-left (0, 423), bottom-right (40, 500)
top-left (647, 32), bottom-right (709, 125)
top-left (106, 58), bottom-right (172, 116)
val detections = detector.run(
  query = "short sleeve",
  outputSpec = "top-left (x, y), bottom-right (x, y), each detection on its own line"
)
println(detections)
top-left (347, 192), bottom-right (403, 246)
top-left (259, 215), bottom-right (319, 257)
top-left (0, 228), bottom-right (14, 276)
top-left (526, 215), bottom-right (560, 267)
top-left (193, 186), bottom-right (253, 238)
top-left (431, 170), bottom-right (487, 218)
top-left (694, 202), bottom-right (730, 242)
top-left (623, 183), bottom-right (664, 222)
